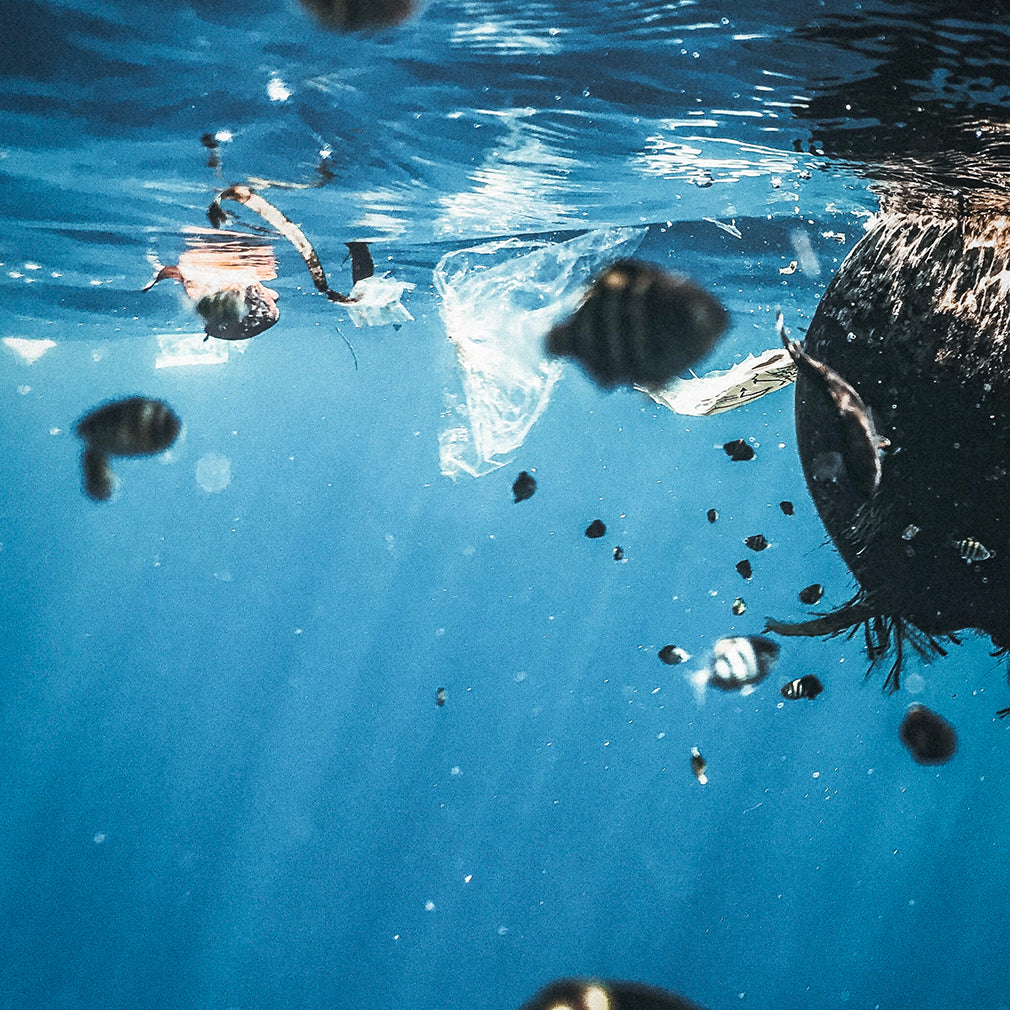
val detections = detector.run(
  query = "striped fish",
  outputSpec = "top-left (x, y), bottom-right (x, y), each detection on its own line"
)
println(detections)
top-left (546, 259), bottom-right (729, 392)
top-left (76, 397), bottom-right (180, 458)
top-left (688, 635), bottom-right (780, 702)
top-left (953, 537), bottom-right (994, 564)
top-left (780, 674), bottom-right (824, 700)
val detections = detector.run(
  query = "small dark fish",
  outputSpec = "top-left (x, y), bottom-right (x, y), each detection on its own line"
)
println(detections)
top-left (706, 508), bottom-right (718, 523)
top-left (953, 537), bottom-right (994, 564)
top-left (900, 704), bottom-right (957, 765)
top-left (299, 0), bottom-right (417, 30)
top-left (690, 746), bottom-right (708, 785)
top-left (613, 546), bottom-right (626, 562)
top-left (798, 583), bottom-right (825, 605)
top-left (689, 634), bottom-right (780, 700)
top-left (779, 500), bottom-right (794, 515)
top-left (545, 259), bottom-right (729, 391)
top-left (658, 644), bottom-right (690, 665)
top-left (81, 446), bottom-right (116, 502)
top-left (723, 438), bottom-right (755, 461)
top-left (435, 687), bottom-right (447, 708)
top-left (778, 311), bottom-right (888, 498)
top-left (744, 534), bottom-right (768, 552)
top-left (512, 471), bottom-right (536, 503)
top-left (194, 284), bottom-right (280, 341)
top-left (519, 978), bottom-right (708, 1010)
top-left (780, 674), bottom-right (823, 700)
top-left (735, 559), bottom-right (753, 580)
top-left (345, 242), bottom-right (375, 285)
top-left (731, 597), bottom-right (746, 616)
top-left (76, 398), bottom-right (181, 457)
top-left (585, 519), bottom-right (606, 539)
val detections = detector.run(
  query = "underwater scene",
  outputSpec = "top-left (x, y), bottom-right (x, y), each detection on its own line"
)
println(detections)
top-left (4, 1), bottom-right (1010, 1007)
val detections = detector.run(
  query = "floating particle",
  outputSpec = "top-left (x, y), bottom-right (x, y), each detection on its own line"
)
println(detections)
top-left (723, 438), bottom-right (755, 461)
top-left (436, 687), bottom-right (447, 707)
top-left (731, 597), bottom-right (746, 616)
top-left (900, 704), bottom-right (957, 765)
top-left (779, 260), bottom-right (798, 275)
top-left (658, 645), bottom-right (691, 665)
top-left (735, 559), bottom-right (753, 580)
top-left (706, 508), bottom-right (719, 523)
top-left (744, 534), bottom-right (768, 552)
top-left (690, 746), bottom-right (708, 785)
top-left (780, 674), bottom-right (824, 700)
top-left (901, 524), bottom-right (921, 541)
top-left (798, 583), bottom-right (824, 605)
top-left (545, 259), bottom-right (729, 391)
top-left (779, 500), bottom-right (794, 515)
top-left (585, 519), bottom-right (606, 539)
top-left (613, 546), bottom-right (626, 562)
top-left (512, 471), bottom-right (536, 502)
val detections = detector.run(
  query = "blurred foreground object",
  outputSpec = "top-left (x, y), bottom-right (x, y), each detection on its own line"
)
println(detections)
top-left (900, 704), bottom-right (957, 765)
top-left (546, 259), bottom-right (728, 392)
top-left (519, 978), bottom-right (706, 1010)
top-left (434, 227), bottom-right (646, 478)
top-left (75, 397), bottom-right (181, 502)
top-left (299, 0), bottom-right (417, 31)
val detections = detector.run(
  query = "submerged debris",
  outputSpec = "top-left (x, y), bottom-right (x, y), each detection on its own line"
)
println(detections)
top-left (780, 674), bottom-right (824, 700)
top-left (723, 438), bottom-right (755, 461)
top-left (658, 644), bottom-right (691, 665)
top-left (900, 703), bottom-right (957, 765)
top-left (735, 559), bottom-right (753, 580)
top-left (545, 258), bottom-right (729, 391)
top-left (731, 597), bottom-right (746, 616)
top-left (744, 534), bottom-right (769, 552)
top-left (613, 546), bottom-right (626, 562)
top-left (780, 500), bottom-right (795, 515)
top-left (435, 687), bottom-right (447, 708)
top-left (585, 519), bottom-right (606, 539)
top-left (690, 746), bottom-right (708, 785)
top-left (512, 471), bottom-right (536, 503)
top-left (706, 508), bottom-right (719, 523)
top-left (798, 583), bottom-right (825, 605)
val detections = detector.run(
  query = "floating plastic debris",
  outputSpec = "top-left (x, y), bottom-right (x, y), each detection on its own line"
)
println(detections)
top-left (2, 337), bottom-right (57, 365)
top-left (642, 348), bottom-right (796, 416)
top-left (196, 453), bottom-right (232, 493)
top-left (435, 227), bottom-right (646, 478)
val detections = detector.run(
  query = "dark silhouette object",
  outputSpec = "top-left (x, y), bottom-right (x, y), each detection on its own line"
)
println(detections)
top-left (299, 0), bottom-right (417, 31)
top-left (76, 397), bottom-right (181, 502)
top-left (780, 675), bottom-right (824, 700)
top-left (546, 259), bottom-right (728, 391)
top-left (722, 439), bottom-right (754, 461)
top-left (768, 195), bottom-right (1010, 686)
top-left (798, 583), bottom-right (824, 605)
top-left (512, 471), bottom-right (536, 503)
top-left (900, 704), bottom-right (957, 765)
top-left (519, 978), bottom-right (707, 1010)
top-left (585, 519), bottom-right (606, 538)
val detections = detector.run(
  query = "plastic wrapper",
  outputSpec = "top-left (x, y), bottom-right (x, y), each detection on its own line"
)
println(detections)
top-left (641, 347), bottom-right (796, 416)
top-left (434, 226), bottom-right (646, 478)
top-left (343, 274), bottom-right (415, 327)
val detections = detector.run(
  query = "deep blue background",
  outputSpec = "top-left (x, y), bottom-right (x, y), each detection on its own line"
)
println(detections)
top-left (3, 3), bottom-right (1010, 1008)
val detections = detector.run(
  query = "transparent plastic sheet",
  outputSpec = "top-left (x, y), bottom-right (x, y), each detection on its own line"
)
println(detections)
top-left (434, 226), bottom-right (647, 478)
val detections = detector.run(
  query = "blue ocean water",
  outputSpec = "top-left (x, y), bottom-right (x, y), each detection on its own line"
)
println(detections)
top-left (3, 2), bottom-right (1010, 1008)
